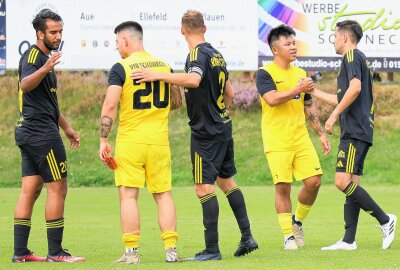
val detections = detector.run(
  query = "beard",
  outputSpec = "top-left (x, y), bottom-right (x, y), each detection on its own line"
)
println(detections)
top-left (43, 37), bottom-right (60, 51)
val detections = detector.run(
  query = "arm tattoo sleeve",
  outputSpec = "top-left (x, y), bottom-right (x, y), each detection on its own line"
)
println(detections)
top-left (100, 116), bottom-right (113, 138)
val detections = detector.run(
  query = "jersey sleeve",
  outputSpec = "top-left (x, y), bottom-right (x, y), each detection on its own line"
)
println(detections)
top-left (345, 50), bottom-right (362, 81)
top-left (187, 49), bottom-right (207, 79)
top-left (19, 51), bottom-right (40, 80)
top-left (108, 63), bottom-right (125, 87)
top-left (256, 69), bottom-right (276, 96)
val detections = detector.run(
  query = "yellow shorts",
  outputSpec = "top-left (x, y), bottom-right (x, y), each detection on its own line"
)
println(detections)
top-left (114, 143), bottom-right (171, 193)
top-left (265, 145), bottom-right (323, 184)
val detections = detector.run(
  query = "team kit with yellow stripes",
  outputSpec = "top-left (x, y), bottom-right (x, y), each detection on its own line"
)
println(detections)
top-left (13, 9), bottom-right (397, 265)
top-left (16, 45), bottom-right (67, 183)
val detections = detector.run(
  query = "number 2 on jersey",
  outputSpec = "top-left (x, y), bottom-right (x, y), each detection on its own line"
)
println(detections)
top-left (216, 71), bottom-right (226, 110)
top-left (133, 80), bottom-right (170, 109)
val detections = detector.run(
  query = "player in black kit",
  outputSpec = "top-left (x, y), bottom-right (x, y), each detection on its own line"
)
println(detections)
top-left (131, 9), bottom-right (258, 261)
top-left (310, 20), bottom-right (397, 251)
top-left (13, 9), bottom-right (85, 263)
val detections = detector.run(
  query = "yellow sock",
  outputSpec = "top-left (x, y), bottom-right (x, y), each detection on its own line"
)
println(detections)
top-left (295, 202), bottom-right (312, 222)
top-left (161, 231), bottom-right (179, 249)
top-left (277, 213), bottom-right (292, 238)
top-left (122, 233), bottom-right (140, 249)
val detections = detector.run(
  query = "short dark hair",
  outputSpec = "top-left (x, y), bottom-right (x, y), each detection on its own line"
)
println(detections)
top-left (267, 24), bottom-right (296, 48)
top-left (336, 20), bottom-right (363, 43)
top-left (32, 9), bottom-right (63, 33)
top-left (114, 21), bottom-right (143, 35)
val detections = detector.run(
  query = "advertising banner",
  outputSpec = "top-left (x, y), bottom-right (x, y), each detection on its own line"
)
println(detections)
top-left (0, 0), bottom-right (5, 70)
top-left (5, 0), bottom-right (258, 70)
top-left (258, 0), bottom-right (400, 71)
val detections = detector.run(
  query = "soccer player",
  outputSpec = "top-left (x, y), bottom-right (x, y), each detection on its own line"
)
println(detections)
top-left (13, 9), bottom-right (85, 262)
top-left (309, 20), bottom-right (397, 250)
top-left (131, 10), bottom-right (258, 261)
top-left (99, 21), bottom-right (182, 264)
top-left (255, 25), bottom-right (331, 250)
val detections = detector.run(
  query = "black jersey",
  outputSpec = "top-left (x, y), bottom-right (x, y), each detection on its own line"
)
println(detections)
top-left (336, 49), bottom-right (374, 145)
top-left (15, 45), bottom-right (61, 145)
top-left (184, 42), bottom-right (232, 141)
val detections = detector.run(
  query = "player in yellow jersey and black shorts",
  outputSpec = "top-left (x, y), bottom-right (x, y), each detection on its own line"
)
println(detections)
top-left (256, 25), bottom-right (331, 250)
top-left (99, 21), bottom-right (182, 264)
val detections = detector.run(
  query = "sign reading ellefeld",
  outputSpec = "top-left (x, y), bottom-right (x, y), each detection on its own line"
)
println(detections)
top-left (5, 0), bottom-right (257, 70)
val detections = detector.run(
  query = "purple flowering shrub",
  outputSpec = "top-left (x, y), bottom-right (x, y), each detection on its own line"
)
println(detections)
top-left (231, 80), bottom-right (260, 110)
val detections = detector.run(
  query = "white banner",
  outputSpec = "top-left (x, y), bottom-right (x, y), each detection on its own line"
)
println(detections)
top-left (6, 0), bottom-right (258, 70)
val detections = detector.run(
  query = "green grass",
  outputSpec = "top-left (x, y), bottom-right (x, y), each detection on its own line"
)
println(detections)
top-left (0, 186), bottom-right (399, 269)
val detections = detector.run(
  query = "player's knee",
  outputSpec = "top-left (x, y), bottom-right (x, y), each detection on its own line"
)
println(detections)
top-left (275, 183), bottom-right (291, 196)
top-left (216, 177), bottom-right (236, 192)
top-left (306, 177), bottom-right (321, 191)
top-left (195, 184), bottom-right (214, 197)
top-left (334, 178), bottom-right (347, 191)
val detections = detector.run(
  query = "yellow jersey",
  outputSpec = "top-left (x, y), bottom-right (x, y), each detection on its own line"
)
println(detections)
top-left (109, 51), bottom-right (172, 145)
top-left (256, 62), bottom-right (312, 152)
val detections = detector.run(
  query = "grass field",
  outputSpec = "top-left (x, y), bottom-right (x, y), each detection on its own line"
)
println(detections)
top-left (0, 186), bottom-right (399, 269)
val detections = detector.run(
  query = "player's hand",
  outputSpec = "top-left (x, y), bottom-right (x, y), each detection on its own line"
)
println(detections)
top-left (319, 133), bottom-right (331, 156)
top-left (130, 68), bottom-right (159, 83)
top-left (43, 51), bottom-right (62, 72)
top-left (297, 77), bottom-right (314, 93)
top-left (99, 141), bottom-right (111, 163)
top-left (64, 127), bottom-right (80, 149)
top-left (325, 111), bottom-right (338, 135)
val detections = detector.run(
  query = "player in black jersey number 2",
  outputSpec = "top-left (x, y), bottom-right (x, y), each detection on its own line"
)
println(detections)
top-left (131, 10), bottom-right (258, 261)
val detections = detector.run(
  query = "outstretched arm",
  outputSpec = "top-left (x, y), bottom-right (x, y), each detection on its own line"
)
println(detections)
top-left (310, 88), bottom-right (338, 106)
top-left (130, 68), bottom-right (202, 89)
top-left (325, 78), bottom-right (361, 135)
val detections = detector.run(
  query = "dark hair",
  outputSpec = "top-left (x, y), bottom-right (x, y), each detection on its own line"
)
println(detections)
top-left (114, 21), bottom-right (143, 35)
top-left (336, 20), bottom-right (363, 43)
top-left (181, 10), bottom-right (205, 33)
top-left (267, 24), bottom-right (296, 48)
top-left (32, 9), bottom-right (63, 33)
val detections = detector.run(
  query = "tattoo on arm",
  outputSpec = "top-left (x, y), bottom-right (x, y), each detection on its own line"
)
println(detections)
top-left (305, 105), bottom-right (324, 135)
top-left (100, 116), bottom-right (113, 138)
top-left (170, 84), bottom-right (182, 110)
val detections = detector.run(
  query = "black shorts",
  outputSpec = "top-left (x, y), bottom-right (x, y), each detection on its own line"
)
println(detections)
top-left (336, 138), bottom-right (370, 176)
top-left (190, 136), bottom-right (237, 184)
top-left (19, 139), bottom-right (67, 182)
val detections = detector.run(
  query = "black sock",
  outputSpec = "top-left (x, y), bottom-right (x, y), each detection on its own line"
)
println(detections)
top-left (343, 182), bottom-right (389, 225)
top-left (225, 187), bottom-right (251, 240)
top-left (14, 218), bottom-right (31, 256)
top-left (342, 197), bottom-right (360, 243)
top-left (199, 193), bottom-right (219, 253)
top-left (46, 218), bottom-right (64, 256)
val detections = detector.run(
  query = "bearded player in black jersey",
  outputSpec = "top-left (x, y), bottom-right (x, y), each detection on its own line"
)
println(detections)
top-left (13, 9), bottom-right (85, 263)
top-left (310, 20), bottom-right (396, 251)
top-left (131, 10), bottom-right (258, 261)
